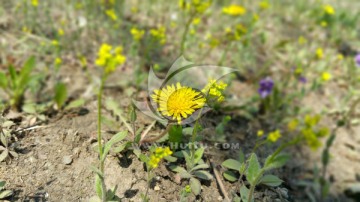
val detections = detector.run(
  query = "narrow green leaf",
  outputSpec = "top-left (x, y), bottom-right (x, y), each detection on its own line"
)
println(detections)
top-left (101, 131), bottom-right (128, 161)
top-left (223, 170), bottom-right (238, 182)
top-left (95, 174), bottom-right (103, 198)
top-left (190, 177), bottom-right (201, 195)
top-left (246, 153), bottom-right (261, 186)
top-left (179, 172), bottom-right (192, 179)
top-left (18, 56), bottom-right (36, 91)
top-left (65, 98), bottom-right (85, 110)
top-left (0, 149), bottom-right (9, 162)
top-left (90, 166), bottom-right (104, 178)
top-left (259, 175), bottom-right (283, 187)
top-left (264, 153), bottom-right (290, 171)
top-left (190, 163), bottom-right (209, 172)
top-left (193, 147), bottom-right (204, 164)
top-left (164, 155), bottom-right (177, 162)
top-left (0, 190), bottom-right (13, 198)
top-left (170, 165), bottom-right (188, 174)
top-left (8, 65), bottom-right (17, 90)
top-left (22, 103), bottom-right (37, 114)
top-left (54, 83), bottom-right (67, 109)
top-left (0, 72), bottom-right (7, 88)
top-left (193, 170), bottom-right (213, 180)
top-left (222, 159), bottom-right (242, 171)
top-left (112, 141), bottom-right (131, 153)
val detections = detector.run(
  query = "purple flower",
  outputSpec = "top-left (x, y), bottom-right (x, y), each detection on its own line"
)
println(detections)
top-left (258, 77), bottom-right (274, 98)
top-left (355, 53), bottom-right (360, 67)
top-left (299, 76), bottom-right (307, 83)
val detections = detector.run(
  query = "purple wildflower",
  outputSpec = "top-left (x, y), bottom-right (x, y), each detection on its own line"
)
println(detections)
top-left (355, 53), bottom-right (360, 67)
top-left (299, 76), bottom-right (307, 83)
top-left (258, 77), bottom-right (274, 98)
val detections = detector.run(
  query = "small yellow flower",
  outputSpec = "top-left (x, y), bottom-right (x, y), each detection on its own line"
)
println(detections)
top-left (151, 83), bottom-right (206, 123)
top-left (31, 0), bottom-right (38, 7)
top-left (80, 56), bottom-right (87, 67)
top-left (148, 147), bottom-right (172, 169)
top-left (267, 130), bottom-right (281, 142)
top-left (58, 28), bottom-right (64, 36)
top-left (259, 1), bottom-right (270, 10)
top-left (316, 48), bottom-right (323, 59)
top-left (105, 9), bottom-right (117, 21)
top-left (323, 4), bottom-right (335, 15)
top-left (51, 40), bottom-right (59, 46)
top-left (222, 5), bottom-right (246, 16)
top-left (321, 72), bottom-right (332, 81)
top-left (202, 79), bottom-right (227, 102)
top-left (304, 114), bottom-right (321, 127)
top-left (302, 128), bottom-right (321, 150)
top-left (150, 26), bottom-right (166, 44)
top-left (298, 36), bottom-right (307, 45)
top-left (54, 57), bottom-right (62, 65)
top-left (337, 54), bottom-right (344, 61)
top-left (192, 17), bottom-right (201, 25)
top-left (287, 119), bottom-right (298, 131)
top-left (130, 27), bottom-right (145, 41)
top-left (95, 43), bottom-right (126, 74)
top-left (257, 130), bottom-right (264, 137)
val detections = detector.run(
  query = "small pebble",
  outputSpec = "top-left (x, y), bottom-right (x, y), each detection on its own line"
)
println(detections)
top-left (154, 185), bottom-right (160, 191)
top-left (62, 155), bottom-right (73, 165)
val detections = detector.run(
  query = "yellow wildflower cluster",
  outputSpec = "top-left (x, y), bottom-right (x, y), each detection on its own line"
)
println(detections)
top-left (291, 114), bottom-right (329, 150)
top-left (148, 147), bottom-right (173, 169)
top-left (179, 0), bottom-right (211, 14)
top-left (130, 27), bottom-right (145, 41)
top-left (105, 9), bottom-right (117, 21)
top-left (222, 5), bottom-right (246, 16)
top-left (323, 4), bottom-right (335, 15)
top-left (224, 24), bottom-right (247, 41)
top-left (202, 79), bottom-right (228, 102)
top-left (95, 43), bottom-right (126, 74)
top-left (150, 26), bottom-right (166, 44)
top-left (267, 130), bottom-right (281, 142)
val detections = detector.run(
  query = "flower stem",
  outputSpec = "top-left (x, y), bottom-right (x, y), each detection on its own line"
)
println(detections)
top-left (97, 75), bottom-right (107, 202)
top-left (180, 13), bottom-right (195, 55)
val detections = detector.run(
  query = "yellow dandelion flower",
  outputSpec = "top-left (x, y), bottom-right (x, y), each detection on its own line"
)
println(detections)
top-left (321, 72), bottom-right (332, 81)
top-left (151, 83), bottom-right (206, 123)
top-left (222, 5), bottom-right (246, 16)
top-left (323, 4), bottom-right (335, 15)
top-left (267, 130), bottom-right (281, 142)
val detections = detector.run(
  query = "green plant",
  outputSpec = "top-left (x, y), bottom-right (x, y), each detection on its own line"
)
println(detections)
top-left (170, 147), bottom-right (213, 196)
top-left (0, 118), bottom-right (18, 163)
top-left (0, 181), bottom-right (12, 200)
top-left (0, 56), bottom-right (37, 110)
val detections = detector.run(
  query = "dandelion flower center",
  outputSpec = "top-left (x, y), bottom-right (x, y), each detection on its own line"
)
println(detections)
top-left (151, 83), bottom-right (206, 123)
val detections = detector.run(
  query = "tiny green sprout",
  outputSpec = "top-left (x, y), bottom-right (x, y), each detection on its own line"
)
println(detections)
top-left (0, 181), bottom-right (13, 199)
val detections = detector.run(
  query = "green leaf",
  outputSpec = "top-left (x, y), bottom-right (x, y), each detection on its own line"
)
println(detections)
top-left (193, 147), bottom-right (204, 164)
top-left (0, 72), bottom-right (7, 88)
top-left (190, 163), bottom-right (209, 172)
top-left (193, 170), bottom-right (213, 180)
top-left (240, 185), bottom-right (250, 202)
top-left (102, 131), bottom-right (128, 161)
top-left (0, 181), bottom-right (5, 188)
top-left (170, 165), bottom-right (188, 174)
top-left (179, 171), bottom-right (192, 179)
top-left (0, 149), bottom-right (9, 162)
top-left (22, 103), bottom-right (37, 114)
top-left (246, 153), bottom-right (262, 186)
top-left (112, 141), bottom-right (131, 153)
top-left (264, 153), bottom-right (290, 171)
top-left (95, 174), bottom-right (103, 199)
top-left (222, 159), bottom-right (242, 171)
top-left (0, 190), bottom-right (13, 199)
top-left (65, 98), bottom-right (85, 110)
top-left (90, 166), bottom-right (104, 178)
top-left (54, 82), bottom-right (68, 109)
top-left (18, 56), bottom-right (36, 91)
top-left (223, 170), bottom-right (238, 182)
top-left (259, 175), bottom-right (283, 187)
top-left (168, 125), bottom-right (183, 143)
top-left (164, 155), bottom-right (177, 163)
top-left (190, 177), bottom-right (201, 195)
top-left (8, 65), bottom-right (17, 90)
